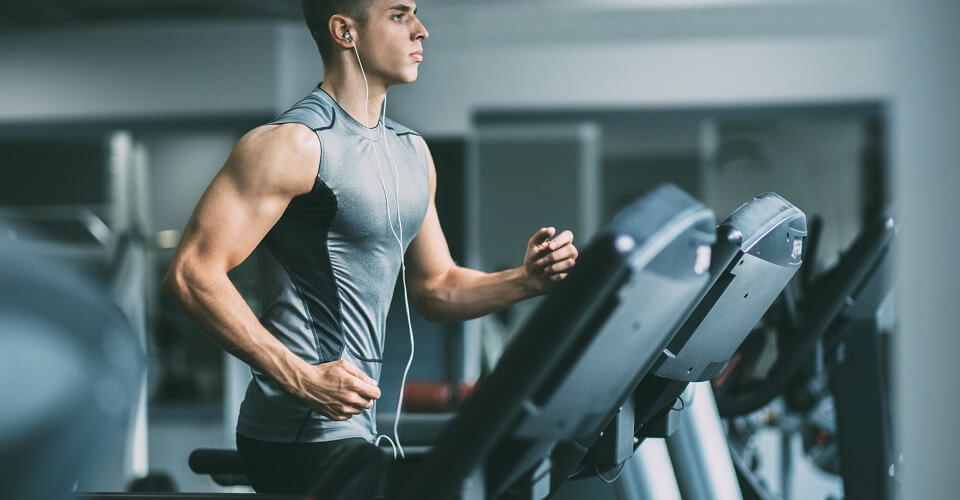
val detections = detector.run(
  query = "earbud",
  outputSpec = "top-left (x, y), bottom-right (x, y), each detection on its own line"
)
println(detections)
top-left (344, 31), bottom-right (353, 41)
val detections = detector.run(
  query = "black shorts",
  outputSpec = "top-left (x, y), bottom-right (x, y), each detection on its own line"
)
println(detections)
top-left (236, 433), bottom-right (386, 495)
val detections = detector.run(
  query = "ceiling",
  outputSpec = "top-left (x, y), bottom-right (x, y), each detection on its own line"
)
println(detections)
top-left (0, 0), bottom-right (303, 30)
top-left (0, 0), bottom-right (801, 32)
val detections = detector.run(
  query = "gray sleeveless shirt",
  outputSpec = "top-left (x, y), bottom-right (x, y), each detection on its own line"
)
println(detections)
top-left (237, 85), bottom-right (430, 443)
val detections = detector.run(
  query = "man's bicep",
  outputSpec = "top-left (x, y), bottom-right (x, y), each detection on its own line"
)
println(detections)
top-left (406, 200), bottom-right (456, 284)
top-left (179, 168), bottom-right (287, 272)
top-left (406, 138), bottom-right (456, 287)
top-left (176, 127), bottom-right (318, 272)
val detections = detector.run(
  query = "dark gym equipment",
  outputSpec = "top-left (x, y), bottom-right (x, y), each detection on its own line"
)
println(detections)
top-left (397, 184), bottom-right (716, 500)
top-left (716, 209), bottom-right (897, 500)
top-left (0, 240), bottom-right (143, 500)
top-left (640, 192), bottom-right (806, 439)
top-left (567, 192), bottom-right (807, 498)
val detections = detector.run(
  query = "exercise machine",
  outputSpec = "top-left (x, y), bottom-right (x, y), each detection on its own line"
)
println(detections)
top-left (561, 192), bottom-right (806, 500)
top-left (715, 209), bottom-right (897, 500)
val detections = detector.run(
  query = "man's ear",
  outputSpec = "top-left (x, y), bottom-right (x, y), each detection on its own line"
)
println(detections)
top-left (328, 14), bottom-right (355, 48)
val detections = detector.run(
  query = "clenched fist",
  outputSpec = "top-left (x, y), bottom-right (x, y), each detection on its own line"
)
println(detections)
top-left (522, 227), bottom-right (579, 294)
top-left (293, 359), bottom-right (381, 421)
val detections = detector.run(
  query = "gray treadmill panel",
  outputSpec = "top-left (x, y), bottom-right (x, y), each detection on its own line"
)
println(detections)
top-left (654, 192), bottom-right (806, 382)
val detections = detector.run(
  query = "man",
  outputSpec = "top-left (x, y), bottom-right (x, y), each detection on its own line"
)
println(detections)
top-left (163, 0), bottom-right (578, 493)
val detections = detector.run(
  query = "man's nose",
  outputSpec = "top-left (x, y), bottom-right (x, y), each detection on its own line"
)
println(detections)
top-left (413, 19), bottom-right (429, 41)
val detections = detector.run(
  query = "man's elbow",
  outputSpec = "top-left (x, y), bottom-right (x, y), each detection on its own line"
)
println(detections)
top-left (409, 288), bottom-right (440, 322)
top-left (161, 259), bottom-right (192, 305)
top-left (409, 279), bottom-right (451, 323)
top-left (415, 305), bottom-right (458, 324)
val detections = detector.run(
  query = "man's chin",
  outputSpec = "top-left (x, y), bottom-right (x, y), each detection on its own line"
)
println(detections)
top-left (400, 71), bottom-right (419, 85)
top-left (383, 68), bottom-right (419, 88)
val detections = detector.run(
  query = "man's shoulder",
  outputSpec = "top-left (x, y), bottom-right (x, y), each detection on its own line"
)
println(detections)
top-left (229, 124), bottom-right (321, 195)
top-left (384, 117), bottom-right (422, 139)
top-left (240, 123), bottom-right (321, 159)
top-left (269, 91), bottom-right (337, 131)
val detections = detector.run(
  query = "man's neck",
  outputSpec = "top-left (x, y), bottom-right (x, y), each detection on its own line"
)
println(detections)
top-left (320, 65), bottom-right (387, 129)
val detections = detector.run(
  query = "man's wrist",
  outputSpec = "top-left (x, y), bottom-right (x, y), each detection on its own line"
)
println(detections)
top-left (263, 344), bottom-right (309, 398)
top-left (517, 266), bottom-right (543, 298)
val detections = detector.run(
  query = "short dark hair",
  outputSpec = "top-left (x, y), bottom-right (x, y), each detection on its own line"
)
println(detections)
top-left (301, 0), bottom-right (375, 62)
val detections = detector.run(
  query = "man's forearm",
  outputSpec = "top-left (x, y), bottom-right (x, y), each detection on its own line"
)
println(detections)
top-left (163, 266), bottom-right (309, 397)
top-left (415, 265), bottom-right (539, 322)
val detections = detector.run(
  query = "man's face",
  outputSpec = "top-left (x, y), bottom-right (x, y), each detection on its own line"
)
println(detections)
top-left (355, 0), bottom-right (428, 85)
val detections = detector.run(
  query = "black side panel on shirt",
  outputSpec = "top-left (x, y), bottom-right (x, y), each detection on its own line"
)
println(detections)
top-left (262, 181), bottom-right (343, 363)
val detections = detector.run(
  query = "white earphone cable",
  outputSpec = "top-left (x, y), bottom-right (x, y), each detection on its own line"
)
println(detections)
top-left (351, 40), bottom-right (415, 461)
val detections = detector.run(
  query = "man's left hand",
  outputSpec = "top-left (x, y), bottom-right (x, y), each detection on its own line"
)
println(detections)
top-left (523, 227), bottom-right (579, 294)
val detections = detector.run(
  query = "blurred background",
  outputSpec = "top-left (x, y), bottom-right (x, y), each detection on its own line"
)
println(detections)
top-left (0, 0), bottom-right (956, 498)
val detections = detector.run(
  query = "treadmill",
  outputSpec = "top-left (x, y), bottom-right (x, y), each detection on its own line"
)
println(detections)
top-left (562, 192), bottom-right (807, 500)
top-left (390, 184), bottom-right (715, 500)
top-left (714, 210), bottom-right (897, 500)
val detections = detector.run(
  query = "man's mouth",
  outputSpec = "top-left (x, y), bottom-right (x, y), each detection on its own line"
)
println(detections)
top-left (410, 50), bottom-right (423, 62)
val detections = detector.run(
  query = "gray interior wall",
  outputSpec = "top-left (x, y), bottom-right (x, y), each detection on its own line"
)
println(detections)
top-left (2, 4), bottom-right (889, 132)
top-left (385, 3), bottom-right (889, 135)
top-left (143, 131), bottom-right (239, 234)
top-left (603, 155), bottom-right (702, 222)
top-left (275, 23), bottom-right (324, 112)
top-left (472, 124), bottom-right (600, 336)
top-left (892, 1), bottom-right (960, 498)
top-left (708, 117), bottom-right (867, 272)
top-left (0, 22), bottom-right (278, 122)
top-left (601, 120), bottom-right (703, 221)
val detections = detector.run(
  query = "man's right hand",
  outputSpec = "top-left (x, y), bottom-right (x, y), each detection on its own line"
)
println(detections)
top-left (294, 359), bottom-right (381, 421)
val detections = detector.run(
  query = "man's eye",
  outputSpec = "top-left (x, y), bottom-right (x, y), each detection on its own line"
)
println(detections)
top-left (392, 14), bottom-right (404, 21)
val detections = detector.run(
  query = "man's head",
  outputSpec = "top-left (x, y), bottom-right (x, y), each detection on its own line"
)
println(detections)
top-left (301, 0), bottom-right (428, 85)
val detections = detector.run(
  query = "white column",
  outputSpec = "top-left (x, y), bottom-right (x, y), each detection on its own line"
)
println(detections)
top-left (892, 1), bottom-right (960, 498)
